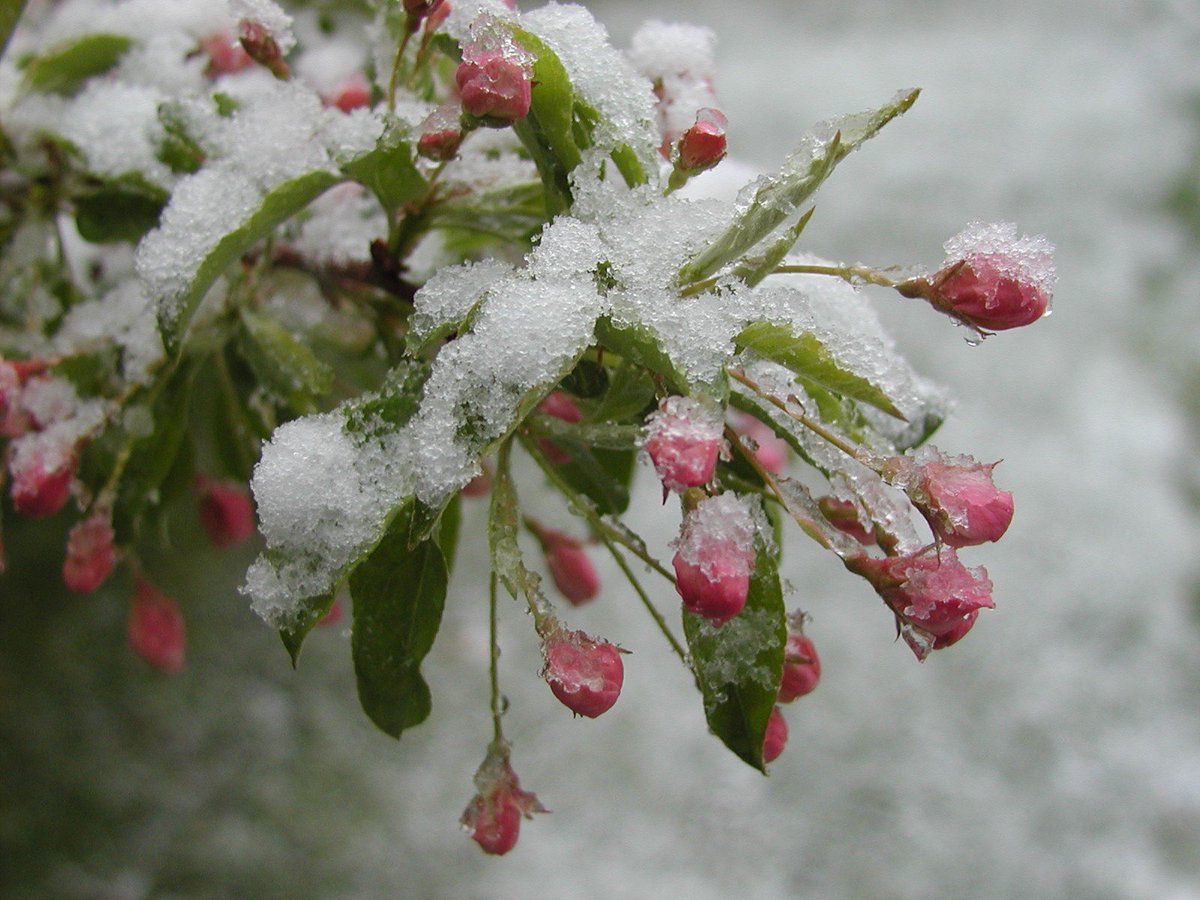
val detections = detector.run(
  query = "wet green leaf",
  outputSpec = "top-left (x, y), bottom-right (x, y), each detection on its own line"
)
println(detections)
top-left (73, 176), bottom-right (167, 244)
top-left (22, 33), bottom-right (131, 95)
top-left (238, 308), bottom-right (334, 414)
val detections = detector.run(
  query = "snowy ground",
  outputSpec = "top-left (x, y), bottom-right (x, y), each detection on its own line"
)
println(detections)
top-left (3, 1), bottom-right (1200, 897)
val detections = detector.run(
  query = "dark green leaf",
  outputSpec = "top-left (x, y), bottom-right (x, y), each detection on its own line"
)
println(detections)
top-left (436, 493), bottom-right (461, 571)
top-left (73, 176), bottom-right (167, 244)
top-left (22, 33), bottom-right (132, 95)
top-left (343, 359), bottom-right (429, 437)
top-left (279, 591), bottom-right (337, 667)
top-left (157, 170), bottom-right (343, 354)
top-left (678, 89), bottom-right (919, 286)
top-left (553, 445), bottom-right (632, 516)
top-left (683, 533), bottom-right (786, 772)
top-left (590, 358), bottom-right (656, 424)
top-left (117, 365), bottom-right (196, 520)
top-left (350, 504), bottom-right (448, 739)
top-left (735, 321), bottom-right (905, 420)
top-left (0, 0), bottom-right (29, 64)
top-left (341, 128), bottom-right (427, 216)
top-left (595, 315), bottom-right (688, 394)
top-left (238, 307), bottom-right (334, 414)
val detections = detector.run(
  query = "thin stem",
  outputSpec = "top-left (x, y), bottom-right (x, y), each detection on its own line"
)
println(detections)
top-left (726, 367), bottom-right (879, 470)
top-left (489, 571), bottom-right (504, 743)
top-left (771, 263), bottom-right (901, 290)
top-left (386, 29), bottom-right (413, 113)
top-left (599, 532), bottom-right (690, 668)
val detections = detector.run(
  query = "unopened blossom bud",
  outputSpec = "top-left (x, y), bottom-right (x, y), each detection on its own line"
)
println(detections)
top-left (643, 396), bottom-right (724, 494)
top-left (455, 37), bottom-right (533, 125)
top-left (882, 449), bottom-right (1014, 548)
top-left (676, 107), bottom-right (727, 173)
top-left (777, 632), bottom-right (821, 703)
top-left (461, 743), bottom-right (545, 855)
top-left (845, 548), bottom-right (994, 659)
top-left (318, 597), bottom-right (344, 627)
top-left (672, 493), bottom-right (757, 626)
top-left (817, 496), bottom-right (875, 546)
top-left (9, 441), bottom-right (75, 518)
top-left (63, 513), bottom-right (117, 593)
top-left (543, 629), bottom-right (624, 718)
top-left (239, 19), bottom-right (290, 79)
top-left (196, 477), bottom-right (256, 549)
top-left (762, 705), bottom-right (788, 764)
top-left (730, 411), bottom-right (788, 474)
top-left (536, 390), bottom-right (582, 465)
top-left (129, 578), bottom-right (186, 672)
top-left (325, 73), bottom-right (371, 112)
top-left (199, 29), bottom-right (254, 77)
top-left (528, 524), bottom-right (599, 606)
top-left (417, 105), bottom-right (464, 160)
top-left (899, 222), bottom-right (1055, 332)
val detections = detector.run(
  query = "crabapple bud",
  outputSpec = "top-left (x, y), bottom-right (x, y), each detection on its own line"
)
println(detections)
top-left (536, 391), bottom-right (582, 465)
top-left (730, 412), bottom-right (788, 474)
top-left (777, 632), bottom-right (821, 703)
top-left (456, 47), bottom-right (532, 125)
top-left (239, 19), bottom-right (289, 79)
top-left (817, 496), bottom-right (875, 546)
top-left (196, 477), bottom-right (256, 549)
top-left (129, 578), bottom-right (186, 672)
top-left (326, 73), bottom-right (371, 112)
top-left (199, 29), bottom-right (254, 77)
top-left (543, 629), bottom-right (624, 718)
top-left (762, 706), bottom-right (788, 763)
top-left (676, 107), bottom-right (727, 173)
top-left (882, 449), bottom-right (1014, 548)
top-left (417, 105), bottom-right (464, 160)
top-left (672, 493), bottom-right (757, 626)
top-left (544, 538), bottom-right (599, 606)
top-left (461, 744), bottom-right (545, 855)
top-left (63, 513), bottom-right (117, 593)
top-left (9, 442), bottom-right (75, 518)
top-left (642, 396), bottom-right (724, 494)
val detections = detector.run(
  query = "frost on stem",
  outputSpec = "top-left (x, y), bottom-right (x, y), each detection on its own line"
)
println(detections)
top-left (542, 629), bottom-right (624, 718)
top-left (672, 493), bottom-right (758, 626)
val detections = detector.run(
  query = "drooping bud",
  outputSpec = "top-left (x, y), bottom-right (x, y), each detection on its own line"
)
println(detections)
top-left (455, 24), bottom-right (533, 126)
top-left (128, 578), bottom-right (186, 672)
top-left (672, 493), bottom-right (757, 626)
top-left (63, 513), bottom-right (117, 593)
top-left (817, 496), bottom-right (876, 546)
top-left (882, 448), bottom-right (1014, 548)
top-left (461, 742), bottom-right (546, 855)
top-left (898, 222), bottom-right (1055, 332)
top-left (642, 395), bottom-right (724, 494)
top-left (528, 523), bottom-right (599, 606)
top-left (196, 476), bottom-right (256, 549)
top-left (239, 19), bottom-right (291, 80)
top-left (762, 705), bottom-right (788, 764)
top-left (845, 548), bottom-right (994, 660)
top-left (676, 107), bottom-right (727, 173)
top-left (417, 104), bottom-right (465, 160)
top-left (777, 631), bottom-right (820, 703)
top-left (542, 629), bottom-right (624, 718)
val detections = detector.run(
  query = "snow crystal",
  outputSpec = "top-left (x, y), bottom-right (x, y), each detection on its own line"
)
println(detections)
top-left (673, 492), bottom-right (758, 575)
top-left (943, 221), bottom-right (1058, 295)
top-left (289, 183), bottom-right (386, 267)
top-left (439, 0), bottom-right (519, 43)
top-left (410, 258), bottom-right (515, 350)
top-left (54, 281), bottom-right (164, 384)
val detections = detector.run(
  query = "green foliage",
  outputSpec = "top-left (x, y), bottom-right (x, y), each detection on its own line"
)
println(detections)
top-left (73, 176), bottom-right (167, 244)
top-left (20, 33), bottom-right (132, 95)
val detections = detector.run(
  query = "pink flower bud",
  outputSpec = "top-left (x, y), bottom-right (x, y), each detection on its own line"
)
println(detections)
top-left (129, 578), bottom-right (186, 672)
top-left (883, 449), bottom-right (1014, 548)
top-left (845, 548), bottom-right (994, 658)
top-left (417, 105), bottom-right (464, 160)
top-left (425, 1), bottom-right (452, 32)
top-left (536, 391), bottom-right (582, 465)
top-left (199, 29), bottom-right (254, 77)
top-left (239, 19), bottom-right (290, 79)
top-left (455, 45), bottom-right (532, 125)
top-left (542, 535), bottom-right (599, 606)
top-left (63, 513), bottom-right (117, 593)
top-left (461, 743), bottom-right (545, 855)
top-left (900, 222), bottom-right (1055, 332)
top-left (730, 412), bottom-right (788, 474)
top-left (777, 632), bottom-right (820, 703)
top-left (542, 629), bottom-right (624, 718)
top-left (642, 396), bottom-right (724, 494)
top-left (762, 706), bottom-right (788, 764)
top-left (9, 442), bottom-right (75, 518)
top-left (672, 494), bottom-right (757, 626)
top-left (196, 477), bottom-right (256, 549)
top-left (325, 73), bottom-right (371, 112)
top-left (403, 0), bottom-right (445, 17)
top-left (817, 496), bottom-right (875, 546)
top-left (318, 597), bottom-right (343, 627)
top-left (676, 108), bottom-right (727, 173)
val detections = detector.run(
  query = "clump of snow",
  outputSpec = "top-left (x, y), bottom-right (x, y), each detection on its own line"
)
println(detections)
top-left (54, 281), bottom-right (164, 384)
top-left (289, 183), bottom-right (386, 267)
top-left (627, 21), bottom-right (719, 146)
top-left (673, 492), bottom-right (758, 575)
top-left (943, 221), bottom-right (1058, 295)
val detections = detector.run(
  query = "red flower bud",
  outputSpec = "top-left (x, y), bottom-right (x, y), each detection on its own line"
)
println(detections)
top-left (883, 449), bottom-right (1014, 547)
top-left (536, 391), bottom-right (582, 465)
top-left (456, 45), bottom-right (532, 125)
top-left (63, 513), bottom-right (117, 593)
top-left (672, 494), bottom-right (757, 626)
top-left (417, 105), bottom-right (464, 160)
top-left (544, 538), bottom-right (599, 606)
top-left (762, 706), bottom-right (788, 763)
top-left (325, 74), bottom-right (371, 112)
top-left (9, 441), bottom-right (75, 518)
top-left (777, 632), bottom-right (820, 703)
top-left (199, 29), bottom-right (254, 77)
top-left (730, 411), bottom-right (787, 474)
top-left (543, 629), bottom-right (624, 718)
top-left (461, 744), bottom-right (545, 855)
top-left (239, 19), bottom-right (290, 80)
top-left (817, 496), bottom-right (875, 546)
top-left (676, 108), bottom-right (727, 173)
top-left (900, 222), bottom-right (1055, 332)
top-left (196, 477), bottom-right (256, 549)
top-left (129, 578), bottom-right (186, 672)
top-left (643, 396), bottom-right (724, 494)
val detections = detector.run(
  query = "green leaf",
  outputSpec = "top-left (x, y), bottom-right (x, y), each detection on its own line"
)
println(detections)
top-left (341, 128), bottom-right (427, 216)
top-left (238, 307), bottom-right (334, 414)
top-left (22, 33), bottom-right (132, 95)
top-left (157, 170), bottom-right (343, 354)
top-left (595, 315), bottom-right (688, 394)
top-left (553, 445), bottom-right (633, 516)
top-left (678, 89), bottom-right (919, 286)
top-left (428, 181), bottom-right (547, 244)
top-left (279, 591), bottom-right (337, 667)
top-left (73, 176), bottom-right (167, 244)
top-left (683, 533), bottom-right (786, 772)
top-left (0, 0), bottom-right (28, 64)
top-left (436, 493), bottom-right (461, 571)
top-left (117, 365), bottom-right (196, 521)
top-left (343, 358), bottom-right (430, 437)
top-left (350, 504), bottom-right (448, 739)
top-left (733, 207), bottom-right (815, 288)
top-left (734, 321), bottom-right (905, 420)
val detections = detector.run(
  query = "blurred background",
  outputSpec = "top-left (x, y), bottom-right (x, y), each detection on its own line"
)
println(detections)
top-left (4, 0), bottom-right (1200, 896)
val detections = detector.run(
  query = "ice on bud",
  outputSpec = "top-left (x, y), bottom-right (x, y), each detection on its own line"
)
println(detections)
top-left (901, 222), bottom-right (1055, 332)
top-left (845, 548), bottom-right (994, 658)
top-left (883, 447), bottom-right (1014, 547)
top-left (239, 19), bottom-right (290, 80)
top-left (196, 477), bottom-right (257, 549)
top-left (63, 513), bottom-right (117, 594)
top-left (461, 743), bottom-right (545, 855)
top-left (777, 632), bottom-right (821, 703)
top-left (642, 396), bottom-right (724, 493)
top-left (129, 578), bottom-right (186, 672)
top-left (456, 22), bottom-right (534, 125)
top-left (762, 706), bottom-right (788, 764)
top-left (542, 629), bottom-right (624, 718)
top-left (672, 493), bottom-right (757, 626)
top-left (9, 441), bottom-right (75, 518)
top-left (417, 105), bottom-right (464, 161)
top-left (676, 108), bottom-right (727, 173)
top-left (817, 496), bottom-right (875, 546)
